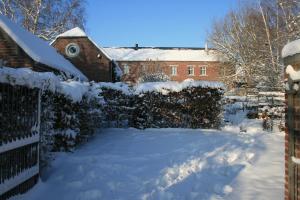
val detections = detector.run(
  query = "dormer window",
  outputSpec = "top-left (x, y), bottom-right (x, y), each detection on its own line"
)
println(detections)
top-left (65, 43), bottom-right (80, 57)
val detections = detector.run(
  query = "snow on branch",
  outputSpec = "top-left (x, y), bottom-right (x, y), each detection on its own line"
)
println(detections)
top-left (292, 156), bottom-right (300, 165)
top-left (286, 65), bottom-right (300, 82)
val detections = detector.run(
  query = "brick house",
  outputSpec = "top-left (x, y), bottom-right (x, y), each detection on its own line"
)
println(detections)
top-left (104, 45), bottom-right (224, 84)
top-left (0, 16), bottom-right (86, 80)
top-left (282, 39), bottom-right (300, 200)
top-left (51, 27), bottom-right (114, 82)
top-left (51, 27), bottom-right (224, 84)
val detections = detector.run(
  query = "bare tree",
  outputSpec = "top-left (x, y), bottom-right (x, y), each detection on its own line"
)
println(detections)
top-left (278, 0), bottom-right (300, 41)
top-left (208, 0), bottom-right (295, 90)
top-left (0, 0), bottom-right (86, 41)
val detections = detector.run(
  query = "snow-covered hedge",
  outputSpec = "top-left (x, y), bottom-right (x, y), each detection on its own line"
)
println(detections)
top-left (40, 91), bottom-right (103, 154)
top-left (132, 81), bottom-right (224, 129)
top-left (100, 79), bottom-right (225, 129)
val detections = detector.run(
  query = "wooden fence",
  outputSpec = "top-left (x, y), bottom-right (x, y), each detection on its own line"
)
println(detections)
top-left (0, 83), bottom-right (40, 200)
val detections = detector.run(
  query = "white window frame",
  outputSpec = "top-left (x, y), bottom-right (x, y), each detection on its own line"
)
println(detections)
top-left (141, 64), bottom-right (147, 72)
top-left (200, 66), bottom-right (207, 76)
top-left (170, 65), bottom-right (178, 76)
top-left (123, 64), bottom-right (130, 74)
top-left (187, 65), bottom-right (194, 76)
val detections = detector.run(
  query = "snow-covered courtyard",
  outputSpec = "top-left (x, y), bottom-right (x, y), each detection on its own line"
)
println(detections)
top-left (15, 115), bottom-right (284, 200)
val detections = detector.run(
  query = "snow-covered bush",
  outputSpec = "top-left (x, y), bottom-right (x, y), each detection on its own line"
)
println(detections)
top-left (40, 83), bottom-right (103, 153)
top-left (99, 84), bottom-right (133, 128)
top-left (132, 83), bottom-right (224, 129)
top-left (138, 72), bottom-right (170, 83)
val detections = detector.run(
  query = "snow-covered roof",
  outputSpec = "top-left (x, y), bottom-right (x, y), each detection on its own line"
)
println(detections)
top-left (0, 15), bottom-right (87, 81)
top-left (56, 27), bottom-right (87, 38)
top-left (282, 39), bottom-right (300, 58)
top-left (51, 27), bottom-right (112, 60)
top-left (103, 47), bottom-right (223, 62)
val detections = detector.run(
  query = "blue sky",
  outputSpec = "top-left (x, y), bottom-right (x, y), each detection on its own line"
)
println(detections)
top-left (86, 0), bottom-right (237, 47)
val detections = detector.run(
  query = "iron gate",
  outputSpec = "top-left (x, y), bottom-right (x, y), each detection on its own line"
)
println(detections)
top-left (0, 83), bottom-right (40, 199)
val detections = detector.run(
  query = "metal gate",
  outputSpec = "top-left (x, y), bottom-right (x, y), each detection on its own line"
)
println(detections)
top-left (0, 83), bottom-right (40, 199)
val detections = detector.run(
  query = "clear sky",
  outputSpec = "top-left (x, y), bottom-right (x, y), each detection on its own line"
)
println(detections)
top-left (86, 0), bottom-right (238, 48)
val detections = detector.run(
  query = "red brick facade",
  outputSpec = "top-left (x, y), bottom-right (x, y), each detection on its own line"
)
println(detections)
top-left (52, 37), bottom-right (113, 82)
top-left (117, 60), bottom-right (222, 83)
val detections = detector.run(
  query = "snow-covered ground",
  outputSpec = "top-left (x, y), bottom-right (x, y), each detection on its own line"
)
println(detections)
top-left (13, 110), bottom-right (284, 200)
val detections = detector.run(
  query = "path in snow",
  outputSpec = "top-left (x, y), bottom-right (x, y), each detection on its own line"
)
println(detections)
top-left (14, 124), bottom-right (284, 200)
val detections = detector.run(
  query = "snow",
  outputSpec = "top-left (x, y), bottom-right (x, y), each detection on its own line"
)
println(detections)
top-left (0, 66), bottom-right (93, 102)
top-left (104, 47), bottom-right (224, 62)
top-left (282, 38), bottom-right (300, 58)
top-left (258, 92), bottom-right (285, 96)
top-left (97, 82), bottom-right (132, 95)
top-left (60, 81), bottom-right (90, 102)
top-left (135, 79), bottom-right (225, 94)
top-left (113, 60), bottom-right (123, 78)
top-left (55, 27), bottom-right (87, 38)
top-left (15, 109), bottom-right (284, 200)
top-left (292, 156), bottom-right (300, 165)
top-left (286, 65), bottom-right (300, 82)
top-left (0, 15), bottom-right (87, 81)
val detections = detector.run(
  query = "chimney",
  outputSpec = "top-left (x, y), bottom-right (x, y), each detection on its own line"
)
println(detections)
top-left (205, 42), bottom-right (209, 55)
top-left (135, 43), bottom-right (139, 50)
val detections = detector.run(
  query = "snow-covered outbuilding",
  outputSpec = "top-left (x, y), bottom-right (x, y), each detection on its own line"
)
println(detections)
top-left (51, 27), bottom-right (116, 82)
top-left (282, 39), bottom-right (300, 200)
top-left (0, 15), bottom-right (87, 81)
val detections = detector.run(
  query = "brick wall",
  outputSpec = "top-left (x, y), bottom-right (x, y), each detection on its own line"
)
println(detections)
top-left (116, 60), bottom-right (222, 83)
top-left (284, 57), bottom-right (300, 200)
top-left (0, 29), bottom-right (34, 68)
top-left (0, 28), bottom-right (58, 73)
top-left (52, 37), bottom-right (112, 82)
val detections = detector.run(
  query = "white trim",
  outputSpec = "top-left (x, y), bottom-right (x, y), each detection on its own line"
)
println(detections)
top-left (170, 65), bottom-right (178, 76)
top-left (187, 65), bottom-right (195, 76)
top-left (0, 134), bottom-right (39, 154)
top-left (65, 43), bottom-right (80, 57)
top-left (123, 64), bottom-right (130, 74)
top-left (200, 66), bottom-right (207, 76)
top-left (0, 165), bottom-right (39, 195)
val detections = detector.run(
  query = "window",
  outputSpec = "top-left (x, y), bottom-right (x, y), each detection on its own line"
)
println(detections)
top-left (141, 65), bottom-right (147, 72)
top-left (187, 65), bottom-right (194, 76)
top-left (171, 65), bottom-right (177, 76)
top-left (65, 43), bottom-right (80, 57)
top-left (200, 66), bottom-right (207, 76)
top-left (123, 64), bottom-right (130, 74)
